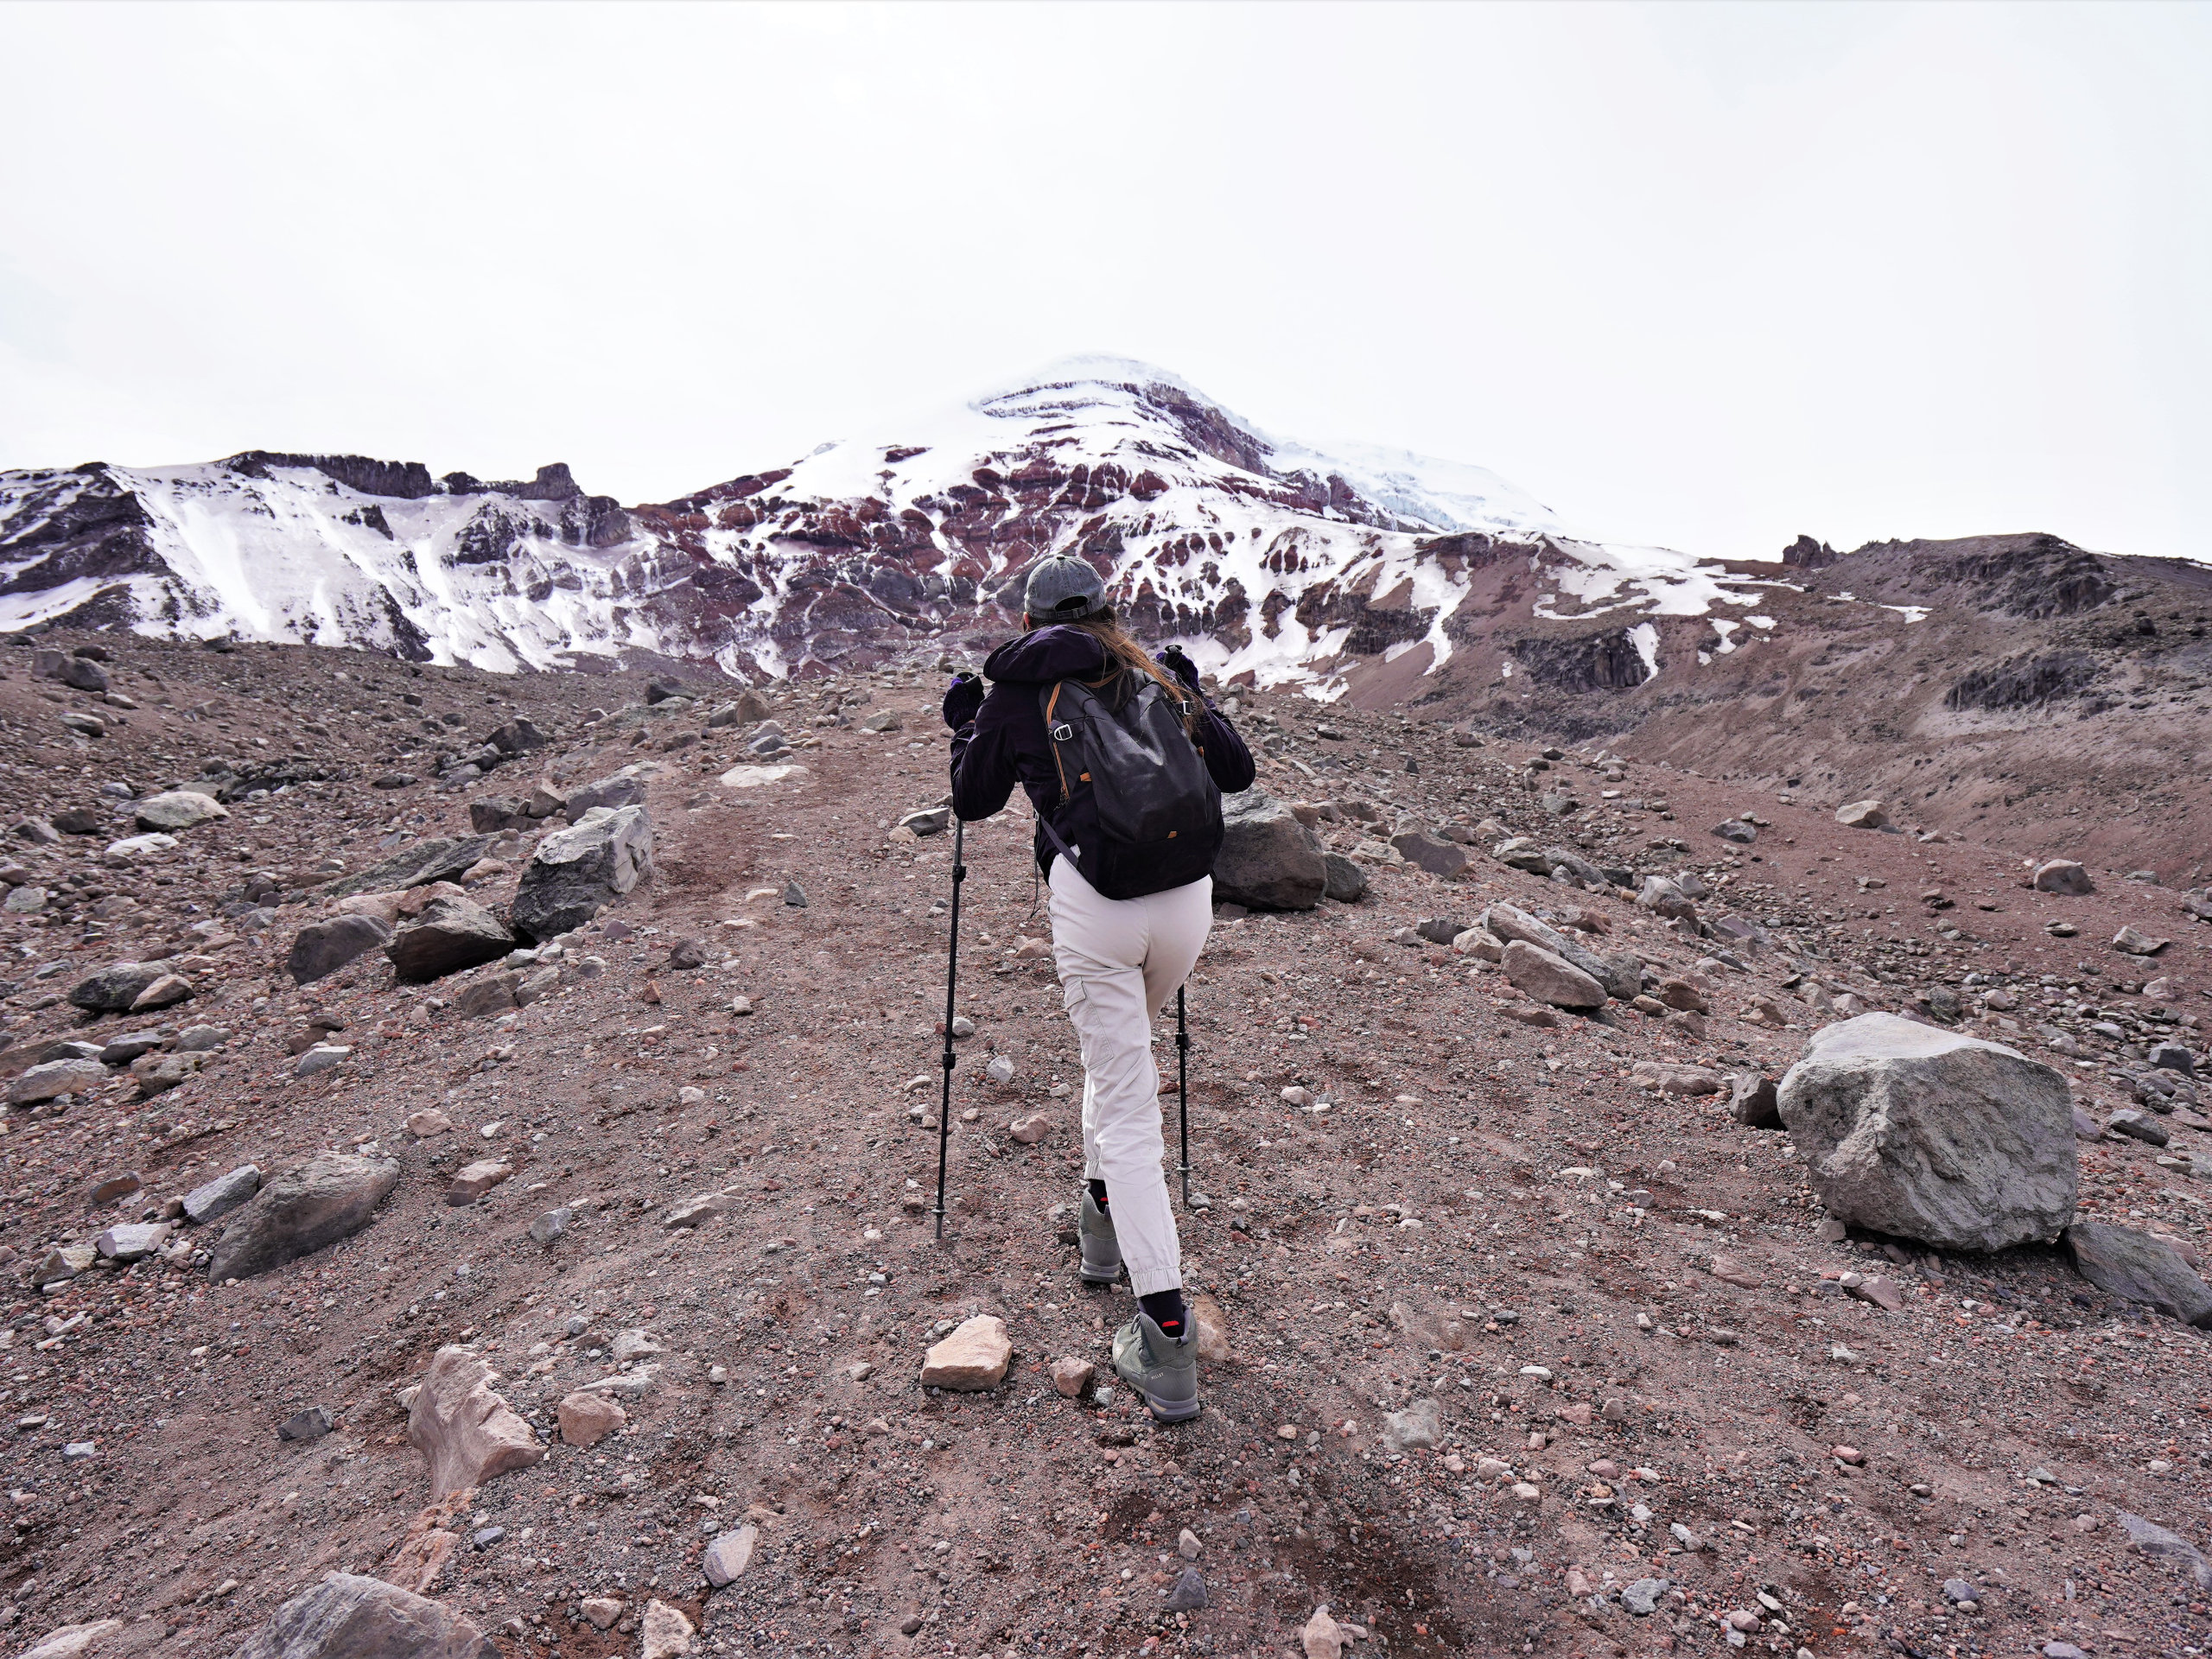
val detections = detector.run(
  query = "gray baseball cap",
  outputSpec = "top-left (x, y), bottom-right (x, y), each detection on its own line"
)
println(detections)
top-left (1023, 554), bottom-right (1107, 622)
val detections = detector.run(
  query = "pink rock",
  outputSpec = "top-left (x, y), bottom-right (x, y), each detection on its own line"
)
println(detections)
top-left (919, 1315), bottom-right (1012, 1391)
top-left (1050, 1357), bottom-right (1095, 1397)
top-left (445, 1160), bottom-right (513, 1205)
top-left (407, 1345), bottom-right (544, 1496)
top-left (556, 1390), bottom-right (626, 1447)
top-left (1833, 1445), bottom-right (1864, 1465)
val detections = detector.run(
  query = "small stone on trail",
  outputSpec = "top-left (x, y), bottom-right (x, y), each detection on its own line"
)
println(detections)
top-left (528, 1206), bottom-right (573, 1246)
top-left (1051, 1357), bottom-right (1095, 1397)
top-left (1009, 1113), bottom-right (1050, 1143)
top-left (783, 880), bottom-right (808, 907)
top-left (278, 1405), bottom-right (334, 1442)
top-left (1382, 1397), bottom-right (1441, 1450)
top-left (445, 1159), bottom-right (513, 1205)
top-left (702, 1522), bottom-right (759, 1586)
top-left (639, 1598), bottom-right (696, 1659)
top-left (406, 1109), bottom-right (454, 1138)
top-left (557, 1390), bottom-right (626, 1447)
top-left (295, 1044), bottom-right (351, 1077)
top-left (1620, 1577), bottom-right (1672, 1616)
top-left (1301, 1604), bottom-right (1347, 1659)
top-left (1178, 1527), bottom-right (1202, 1559)
top-left (920, 1314), bottom-right (1012, 1390)
top-left (582, 1598), bottom-right (622, 1630)
top-left (1163, 1567), bottom-right (1208, 1611)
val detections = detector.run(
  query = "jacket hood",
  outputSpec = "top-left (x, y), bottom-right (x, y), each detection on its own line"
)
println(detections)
top-left (982, 626), bottom-right (1109, 684)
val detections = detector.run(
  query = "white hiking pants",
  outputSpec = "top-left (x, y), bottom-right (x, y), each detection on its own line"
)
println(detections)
top-left (1047, 857), bottom-right (1212, 1299)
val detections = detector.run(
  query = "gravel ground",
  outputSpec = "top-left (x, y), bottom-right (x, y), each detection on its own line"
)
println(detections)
top-left (0, 633), bottom-right (2205, 1659)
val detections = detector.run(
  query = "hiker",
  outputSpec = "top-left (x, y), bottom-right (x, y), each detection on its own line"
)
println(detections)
top-left (944, 554), bottom-right (1255, 1421)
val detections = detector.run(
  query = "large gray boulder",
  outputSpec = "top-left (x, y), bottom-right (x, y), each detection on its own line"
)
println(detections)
top-left (1777, 1014), bottom-right (2075, 1251)
top-left (226, 1572), bottom-right (494, 1659)
top-left (67, 960), bottom-right (168, 1013)
top-left (512, 804), bottom-right (654, 940)
top-left (2065, 1222), bottom-right (2212, 1326)
top-left (205, 1154), bottom-right (399, 1282)
top-left (288, 913), bottom-right (394, 986)
top-left (1481, 903), bottom-right (1638, 1000)
top-left (384, 896), bottom-right (512, 982)
top-left (1210, 791), bottom-right (1325, 911)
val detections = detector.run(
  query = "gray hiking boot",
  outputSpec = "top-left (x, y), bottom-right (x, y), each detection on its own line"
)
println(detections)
top-left (1111, 1309), bottom-right (1199, 1423)
top-left (1078, 1192), bottom-right (1122, 1285)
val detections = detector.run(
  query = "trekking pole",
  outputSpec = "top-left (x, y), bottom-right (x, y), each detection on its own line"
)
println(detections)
top-left (932, 816), bottom-right (968, 1243)
top-left (1176, 984), bottom-right (1192, 1207)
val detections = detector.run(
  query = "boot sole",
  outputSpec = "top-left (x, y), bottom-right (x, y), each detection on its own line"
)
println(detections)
top-left (1079, 1264), bottom-right (1122, 1285)
top-left (1139, 1388), bottom-right (1201, 1424)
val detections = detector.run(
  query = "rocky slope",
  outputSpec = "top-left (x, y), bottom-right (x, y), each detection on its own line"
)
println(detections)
top-left (0, 629), bottom-right (2207, 1659)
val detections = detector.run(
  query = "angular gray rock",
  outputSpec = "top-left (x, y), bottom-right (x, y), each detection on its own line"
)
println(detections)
top-left (527, 1206), bottom-right (573, 1246)
top-left (133, 790), bottom-right (228, 832)
top-left (1491, 836), bottom-right (1554, 874)
top-left (1382, 1397), bottom-right (1442, 1450)
top-left (1501, 939), bottom-right (1606, 1009)
top-left (1163, 1567), bottom-right (1208, 1611)
top-left (9, 1058), bottom-right (108, 1106)
top-left (1711, 819), bottom-right (1757, 844)
top-left (67, 960), bottom-right (168, 1013)
top-left (1389, 830), bottom-right (1471, 878)
top-left (288, 913), bottom-right (395, 986)
top-left (278, 1405), bottom-right (334, 1442)
top-left (1320, 852), bottom-right (1368, 902)
top-left (1636, 874), bottom-right (1698, 921)
top-left (2065, 1223), bottom-right (2212, 1326)
top-left (563, 772), bottom-right (646, 823)
top-left (184, 1164), bottom-right (264, 1225)
top-left (1777, 1013), bottom-right (2075, 1251)
top-left (1727, 1071), bottom-right (1782, 1128)
top-left (384, 896), bottom-right (513, 982)
top-left (1482, 903), bottom-right (1637, 999)
top-left (1211, 791), bottom-right (1325, 911)
top-left (512, 804), bottom-right (653, 940)
top-left (2116, 1511), bottom-right (2212, 1591)
top-left (1620, 1578), bottom-right (1671, 1617)
top-left (225, 1571), bottom-right (495, 1659)
top-left (206, 1154), bottom-right (400, 1282)
top-left (320, 835), bottom-right (498, 899)
top-left (1834, 798), bottom-right (1888, 830)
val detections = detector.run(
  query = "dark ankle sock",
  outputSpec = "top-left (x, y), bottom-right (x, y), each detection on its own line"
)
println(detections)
top-left (1140, 1288), bottom-right (1186, 1339)
top-left (1088, 1179), bottom-right (1109, 1211)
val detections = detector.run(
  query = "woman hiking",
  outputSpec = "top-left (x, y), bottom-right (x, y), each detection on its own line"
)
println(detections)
top-left (944, 553), bottom-right (1255, 1421)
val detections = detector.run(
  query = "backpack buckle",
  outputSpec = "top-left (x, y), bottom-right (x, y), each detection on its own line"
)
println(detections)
top-left (1050, 721), bottom-right (1074, 742)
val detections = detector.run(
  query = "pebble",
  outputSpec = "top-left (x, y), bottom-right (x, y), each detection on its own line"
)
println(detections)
top-left (276, 1406), bottom-right (334, 1443)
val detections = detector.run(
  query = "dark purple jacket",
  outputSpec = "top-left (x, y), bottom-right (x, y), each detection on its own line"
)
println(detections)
top-left (949, 626), bottom-right (1255, 876)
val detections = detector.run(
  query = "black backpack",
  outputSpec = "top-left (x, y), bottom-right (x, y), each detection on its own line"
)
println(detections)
top-left (1034, 669), bottom-right (1223, 899)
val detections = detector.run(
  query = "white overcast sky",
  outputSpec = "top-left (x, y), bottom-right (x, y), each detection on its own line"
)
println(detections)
top-left (1, 2), bottom-right (2206, 564)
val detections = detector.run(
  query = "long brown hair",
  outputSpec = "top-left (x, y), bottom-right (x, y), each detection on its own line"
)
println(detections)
top-left (1058, 607), bottom-right (1200, 735)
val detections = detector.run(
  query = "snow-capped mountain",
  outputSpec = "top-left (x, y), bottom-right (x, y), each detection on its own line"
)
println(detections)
top-left (0, 356), bottom-right (1766, 694)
